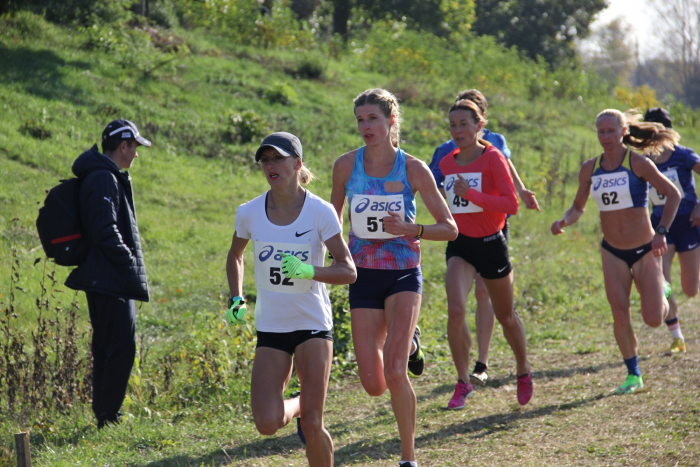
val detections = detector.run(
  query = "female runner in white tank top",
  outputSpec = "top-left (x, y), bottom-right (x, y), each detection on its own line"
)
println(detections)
top-left (226, 132), bottom-right (356, 467)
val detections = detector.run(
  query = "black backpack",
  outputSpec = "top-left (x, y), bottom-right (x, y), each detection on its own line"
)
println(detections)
top-left (36, 177), bottom-right (89, 266)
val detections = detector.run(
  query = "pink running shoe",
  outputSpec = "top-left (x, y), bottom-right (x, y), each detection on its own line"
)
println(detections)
top-left (447, 380), bottom-right (473, 410)
top-left (517, 371), bottom-right (533, 405)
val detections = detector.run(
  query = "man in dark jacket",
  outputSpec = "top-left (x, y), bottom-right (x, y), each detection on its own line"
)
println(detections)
top-left (66, 119), bottom-right (151, 428)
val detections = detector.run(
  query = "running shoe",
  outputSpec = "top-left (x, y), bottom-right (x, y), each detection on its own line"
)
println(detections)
top-left (517, 371), bottom-right (533, 405)
top-left (399, 463), bottom-right (417, 467)
top-left (469, 361), bottom-right (489, 387)
top-left (407, 325), bottom-right (424, 376)
top-left (665, 338), bottom-right (686, 356)
top-left (664, 281), bottom-right (672, 300)
top-left (447, 380), bottom-right (473, 410)
top-left (616, 374), bottom-right (643, 394)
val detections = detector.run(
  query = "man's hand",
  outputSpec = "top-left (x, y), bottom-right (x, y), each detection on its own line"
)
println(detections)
top-left (225, 297), bottom-right (247, 325)
top-left (281, 253), bottom-right (315, 280)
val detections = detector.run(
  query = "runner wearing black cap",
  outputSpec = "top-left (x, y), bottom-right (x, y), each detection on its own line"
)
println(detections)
top-left (65, 119), bottom-right (151, 428)
top-left (644, 108), bottom-right (700, 355)
top-left (226, 132), bottom-right (356, 467)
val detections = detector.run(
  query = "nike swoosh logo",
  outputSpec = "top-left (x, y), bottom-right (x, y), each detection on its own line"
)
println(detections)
top-left (296, 229), bottom-right (313, 237)
top-left (396, 274), bottom-right (411, 281)
top-left (689, 243), bottom-right (698, 249)
top-left (636, 249), bottom-right (644, 254)
top-left (498, 266), bottom-right (508, 273)
top-left (310, 330), bottom-right (321, 334)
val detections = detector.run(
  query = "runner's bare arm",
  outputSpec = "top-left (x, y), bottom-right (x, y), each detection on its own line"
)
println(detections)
top-left (226, 232), bottom-right (249, 297)
top-left (551, 158), bottom-right (596, 235)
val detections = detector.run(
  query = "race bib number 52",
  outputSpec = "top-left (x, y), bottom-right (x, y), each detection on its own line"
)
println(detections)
top-left (350, 194), bottom-right (405, 239)
top-left (254, 240), bottom-right (312, 294)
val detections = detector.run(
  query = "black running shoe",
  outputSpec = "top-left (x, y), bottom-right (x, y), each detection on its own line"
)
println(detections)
top-left (407, 325), bottom-right (424, 376)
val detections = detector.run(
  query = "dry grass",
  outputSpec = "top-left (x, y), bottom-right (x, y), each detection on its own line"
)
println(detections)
top-left (226, 300), bottom-right (700, 467)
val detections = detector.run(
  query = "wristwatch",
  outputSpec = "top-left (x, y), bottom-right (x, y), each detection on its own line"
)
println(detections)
top-left (656, 225), bottom-right (669, 235)
top-left (228, 296), bottom-right (245, 308)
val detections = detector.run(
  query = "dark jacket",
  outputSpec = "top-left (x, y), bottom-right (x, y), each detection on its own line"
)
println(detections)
top-left (65, 145), bottom-right (149, 302)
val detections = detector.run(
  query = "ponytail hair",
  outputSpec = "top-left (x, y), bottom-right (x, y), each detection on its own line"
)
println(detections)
top-left (354, 88), bottom-right (402, 148)
top-left (597, 109), bottom-right (680, 156)
top-left (297, 157), bottom-right (316, 186)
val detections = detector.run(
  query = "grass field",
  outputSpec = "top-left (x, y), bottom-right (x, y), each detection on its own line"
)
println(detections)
top-left (1, 10), bottom-right (700, 467)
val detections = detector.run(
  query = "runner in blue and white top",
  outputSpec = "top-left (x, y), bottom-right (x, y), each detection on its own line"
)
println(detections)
top-left (226, 132), bottom-right (356, 467)
top-left (552, 109), bottom-right (681, 395)
top-left (331, 88), bottom-right (457, 467)
top-left (428, 89), bottom-right (540, 389)
top-left (645, 107), bottom-right (700, 356)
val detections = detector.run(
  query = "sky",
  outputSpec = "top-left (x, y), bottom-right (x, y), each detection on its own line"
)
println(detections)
top-left (588, 0), bottom-right (661, 58)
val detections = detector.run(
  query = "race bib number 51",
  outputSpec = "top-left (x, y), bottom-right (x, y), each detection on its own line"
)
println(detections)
top-left (254, 240), bottom-right (312, 294)
top-left (350, 194), bottom-right (405, 239)
top-left (444, 173), bottom-right (483, 214)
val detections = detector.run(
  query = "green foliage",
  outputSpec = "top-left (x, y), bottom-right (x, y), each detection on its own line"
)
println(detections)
top-left (19, 110), bottom-right (52, 140)
top-left (472, 0), bottom-right (607, 66)
top-left (356, 0), bottom-right (475, 37)
top-left (262, 81), bottom-right (300, 105)
top-left (285, 50), bottom-right (327, 79)
top-left (19, 0), bottom-right (133, 25)
top-left (229, 110), bottom-right (269, 144)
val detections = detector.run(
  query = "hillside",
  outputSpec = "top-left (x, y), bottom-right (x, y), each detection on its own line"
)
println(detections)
top-left (1, 10), bottom-right (699, 466)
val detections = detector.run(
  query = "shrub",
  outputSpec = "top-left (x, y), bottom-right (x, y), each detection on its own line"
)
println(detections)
top-left (229, 110), bottom-right (268, 144)
top-left (262, 82), bottom-right (299, 106)
top-left (286, 51), bottom-right (327, 80)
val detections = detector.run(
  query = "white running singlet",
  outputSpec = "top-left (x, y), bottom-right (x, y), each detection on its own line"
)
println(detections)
top-left (235, 191), bottom-right (342, 332)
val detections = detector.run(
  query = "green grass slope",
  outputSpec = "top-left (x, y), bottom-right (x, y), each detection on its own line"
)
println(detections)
top-left (1, 11), bottom-right (699, 466)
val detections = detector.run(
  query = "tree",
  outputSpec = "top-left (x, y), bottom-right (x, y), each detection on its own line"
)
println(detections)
top-left (331, 0), bottom-right (475, 39)
top-left (651, 0), bottom-right (700, 107)
top-left (472, 0), bottom-right (607, 66)
top-left (579, 18), bottom-right (635, 88)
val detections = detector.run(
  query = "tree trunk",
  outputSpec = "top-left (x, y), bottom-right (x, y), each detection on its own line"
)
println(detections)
top-left (333, 0), bottom-right (351, 39)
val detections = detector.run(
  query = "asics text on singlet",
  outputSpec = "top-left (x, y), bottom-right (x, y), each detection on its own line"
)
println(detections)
top-left (590, 149), bottom-right (648, 212)
top-left (345, 147), bottom-right (420, 270)
top-left (444, 173), bottom-right (483, 214)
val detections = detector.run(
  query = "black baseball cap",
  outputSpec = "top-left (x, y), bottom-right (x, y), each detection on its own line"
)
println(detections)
top-left (255, 132), bottom-right (303, 162)
top-left (102, 119), bottom-right (152, 146)
top-left (644, 108), bottom-right (673, 128)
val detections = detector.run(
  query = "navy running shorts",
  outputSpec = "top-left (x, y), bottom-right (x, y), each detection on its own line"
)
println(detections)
top-left (446, 231), bottom-right (511, 280)
top-left (256, 330), bottom-right (333, 355)
top-left (652, 212), bottom-right (700, 252)
top-left (349, 267), bottom-right (423, 309)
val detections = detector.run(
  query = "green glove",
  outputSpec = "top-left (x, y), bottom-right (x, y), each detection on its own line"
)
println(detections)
top-left (225, 296), bottom-right (247, 325)
top-left (281, 252), bottom-right (315, 280)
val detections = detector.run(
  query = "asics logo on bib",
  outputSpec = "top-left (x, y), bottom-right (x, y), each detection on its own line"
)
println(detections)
top-left (594, 177), bottom-right (627, 191)
top-left (258, 245), bottom-right (310, 262)
top-left (445, 177), bottom-right (479, 191)
top-left (354, 197), bottom-right (403, 214)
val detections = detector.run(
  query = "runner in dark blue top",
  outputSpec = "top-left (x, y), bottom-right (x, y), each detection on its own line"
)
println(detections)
top-left (428, 89), bottom-right (540, 387)
top-left (645, 107), bottom-right (700, 356)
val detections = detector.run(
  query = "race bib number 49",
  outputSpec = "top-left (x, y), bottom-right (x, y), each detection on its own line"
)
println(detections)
top-left (350, 194), bottom-right (405, 239)
top-left (649, 168), bottom-right (685, 206)
top-left (254, 240), bottom-right (312, 294)
top-left (444, 173), bottom-right (483, 214)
